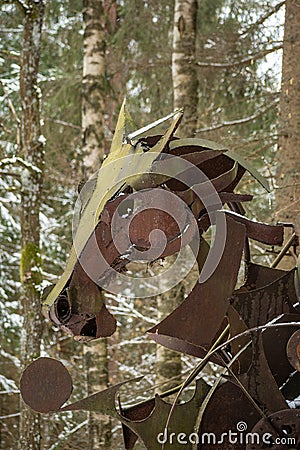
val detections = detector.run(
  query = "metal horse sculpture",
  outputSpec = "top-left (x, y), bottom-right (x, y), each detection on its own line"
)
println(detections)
top-left (20, 104), bottom-right (300, 449)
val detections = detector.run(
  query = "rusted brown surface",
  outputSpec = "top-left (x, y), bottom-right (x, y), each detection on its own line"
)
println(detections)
top-left (231, 269), bottom-right (298, 329)
top-left (263, 314), bottom-right (300, 388)
top-left (20, 357), bottom-right (73, 413)
top-left (247, 409), bottom-right (300, 450)
top-left (199, 381), bottom-right (261, 450)
top-left (147, 214), bottom-right (246, 357)
top-left (287, 329), bottom-right (300, 372)
top-left (238, 334), bottom-right (287, 415)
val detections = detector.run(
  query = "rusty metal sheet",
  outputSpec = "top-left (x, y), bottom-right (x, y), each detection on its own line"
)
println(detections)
top-left (220, 192), bottom-right (253, 203)
top-left (238, 334), bottom-right (287, 415)
top-left (20, 357), bottom-right (73, 413)
top-left (223, 211), bottom-right (284, 245)
top-left (262, 314), bottom-right (300, 389)
top-left (246, 409), bottom-right (300, 450)
top-left (20, 357), bottom-right (144, 420)
top-left (198, 211), bottom-right (284, 246)
top-left (242, 263), bottom-right (288, 290)
top-left (120, 379), bottom-right (210, 450)
top-left (199, 381), bottom-right (261, 450)
top-left (121, 398), bottom-right (155, 450)
top-left (287, 329), bottom-right (300, 372)
top-left (49, 188), bottom-right (198, 338)
top-left (226, 306), bottom-right (253, 375)
top-left (148, 215), bottom-right (246, 357)
top-left (231, 269), bottom-right (298, 329)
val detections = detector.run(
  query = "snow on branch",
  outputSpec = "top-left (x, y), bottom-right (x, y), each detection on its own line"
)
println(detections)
top-left (0, 348), bottom-right (21, 368)
top-left (240, 1), bottom-right (285, 37)
top-left (0, 49), bottom-right (20, 61)
top-left (196, 99), bottom-right (279, 134)
top-left (0, 374), bottom-right (19, 392)
top-left (196, 45), bottom-right (282, 69)
top-left (48, 419), bottom-right (89, 450)
top-left (0, 412), bottom-right (20, 420)
top-left (0, 156), bottom-right (42, 174)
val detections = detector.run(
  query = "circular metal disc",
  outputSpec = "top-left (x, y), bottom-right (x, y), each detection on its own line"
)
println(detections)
top-left (246, 409), bottom-right (300, 450)
top-left (20, 357), bottom-right (73, 413)
top-left (287, 330), bottom-right (300, 372)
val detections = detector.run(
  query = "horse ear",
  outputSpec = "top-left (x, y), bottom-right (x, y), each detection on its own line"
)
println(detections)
top-left (110, 98), bottom-right (126, 155)
top-left (110, 98), bottom-right (135, 155)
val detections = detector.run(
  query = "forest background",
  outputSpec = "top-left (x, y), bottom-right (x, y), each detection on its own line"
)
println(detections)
top-left (0, 0), bottom-right (299, 449)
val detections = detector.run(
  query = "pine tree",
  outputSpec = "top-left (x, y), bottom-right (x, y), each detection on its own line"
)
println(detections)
top-left (275, 0), bottom-right (300, 266)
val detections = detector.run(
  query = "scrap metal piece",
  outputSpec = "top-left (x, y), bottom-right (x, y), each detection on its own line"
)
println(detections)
top-left (231, 268), bottom-right (298, 329)
top-left (20, 357), bottom-right (73, 413)
top-left (223, 211), bottom-right (284, 245)
top-left (198, 212), bottom-right (284, 245)
top-left (43, 106), bottom-right (183, 308)
top-left (262, 314), bottom-right (300, 389)
top-left (20, 357), bottom-right (144, 420)
top-left (287, 329), bottom-right (300, 372)
top-left (199, 381), bottom-right (261, 450)
top-left (246, 409), bottom-right (300, 450)
top-left (120, 379), bottom-right (210, 450)
top-left (169, 138), bottom-right (270, 192)
top-left (148, 214), bottom-right (246, 357)
top-left (238, 334), bottom-right (287, 415)
top-left (226, 306), bottom-right (253, 375)
top-left (121, 398), bottom-right (155, 450)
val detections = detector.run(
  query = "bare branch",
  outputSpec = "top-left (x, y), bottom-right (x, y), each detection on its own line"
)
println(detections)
top-left (48, 420), bottom-right (89, 450)
top-left (196, 99), bottom-right (279, 133)
top-left (0, 156), bottom-right (42, 174)
top-left (0, 170), bottom-right (21, 178)
top-left (0, 412), bottom-right (20, 420)
top-left (0, 80), bottom-right (21, 147)
top-left (0, 49), bottom-right (20, 61)
top-left (2, 0), bottom-right (28, 14)
top-left (0, 390), bottom-right (20, 395)
top-left (240, 1), bottom-right (285, 37)
top-left (47, 118), bottom-right (81, 130)
top-left (196, 45), bottom-right (282, 69)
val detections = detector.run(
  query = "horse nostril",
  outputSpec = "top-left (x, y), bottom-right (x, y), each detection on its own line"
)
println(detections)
top-left (80, 318), bottom-right (97, 338)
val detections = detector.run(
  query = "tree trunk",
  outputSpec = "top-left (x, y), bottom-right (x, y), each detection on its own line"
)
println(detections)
top-left (19, 1), bottom-right (45, 449)
top-left (275, 0), bottom-right (300, 266)
top-left (155, 0), bottom-right (199, 394)
top-left (172, 0), bottom-right (198, 137)
top-left (82, 0), bottom-right (107, 172)
top-left (82, 1), bottom-right (112, 448)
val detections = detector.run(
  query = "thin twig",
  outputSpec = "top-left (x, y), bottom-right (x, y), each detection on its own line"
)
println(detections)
top-left (48, 419), bottom-right (88, 450)
top-left (240, 1), bottom-right (285, 37)
top-left (196, 99), bottom-right (279, 133)
top-left (0, 171), bottom-right (21, 178)
top-left (0, 412), bottom-right (20, 420)
top-left (48, 118), bottom-right (81, 130)
top-left (196, 45), bottom-right (282, 69)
